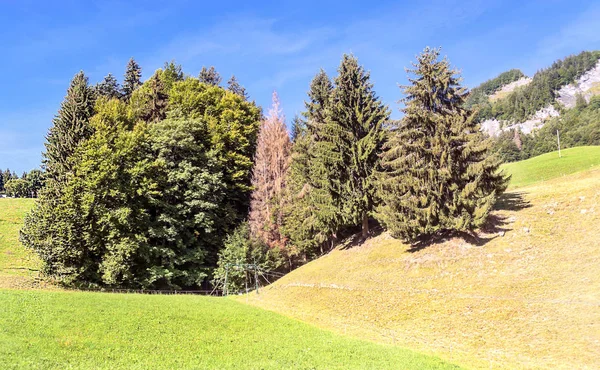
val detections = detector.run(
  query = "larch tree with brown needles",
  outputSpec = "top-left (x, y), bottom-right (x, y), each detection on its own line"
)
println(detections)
top-left (249, 91), bottom-right (292, 248)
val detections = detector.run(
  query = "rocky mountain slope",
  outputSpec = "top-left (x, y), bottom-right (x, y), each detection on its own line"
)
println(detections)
top-left (473, 51), bottom-right (600, 137)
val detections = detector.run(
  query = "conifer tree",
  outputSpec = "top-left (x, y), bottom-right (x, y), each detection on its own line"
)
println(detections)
top-left (377, 47), bottom-right (509, 241)
top-left (122, 58), bottom-right (142, 101)
top-left (43, 71), bottom-right (96, 182)
top-left (21, 71), bottom-right (96, 283)
top-left (290, 115), bottom-right (304, 143)
top-left (199, 66), bottom-right (221, 86)
top-left (96, 73), bottom-right (122, 100)
top-left (327, 54), bottom-right (390, 237)
top-left (282, 70), bottom-right (336, 255)
top-left (249, 91), bottom-right (292, 248)
top-left (227, 75), bottom-right (248, 99)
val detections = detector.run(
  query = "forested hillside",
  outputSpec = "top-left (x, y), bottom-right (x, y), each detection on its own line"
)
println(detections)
top-left (465, 69), bottom-right (525, 108)
top-left (468, 50), bottom-right (600, 162)
top-left (472, 50), bottom-right (600, 123)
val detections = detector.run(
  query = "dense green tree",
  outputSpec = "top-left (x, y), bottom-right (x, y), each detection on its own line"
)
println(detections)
top-left (25, 169), bottom-right (44, 197)
top-left (199, 66), bottom-right (221, 86)
top-left (377, 47), bottom-right (508, 241)
top-left (141, 72), bottom-right (168, 122)
top-left (55, 99), bottom-right (154, 286)
top-left (1, 169), bottom-right (13, 191)
top-left (96, 73), bottom-right (122, 100)
top-left (168, 79), bottom-right (262, 249)
top-left (161, 61), bottom-right (184, 91)
top-left (5, 179), bottom-right (29, 198)
top-left (122, 58), bottom-right (142, 101)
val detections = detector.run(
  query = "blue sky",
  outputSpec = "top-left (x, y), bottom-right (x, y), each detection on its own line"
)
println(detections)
top-left (1, 0), bottom-right (600, 173)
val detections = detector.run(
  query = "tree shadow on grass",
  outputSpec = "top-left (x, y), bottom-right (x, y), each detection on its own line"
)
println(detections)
top-left (407, 192), bottom-right (531, 252)
top-left (493, 191), bottom-right (532, 211)
top-left (338, 225), bottom-right (385, 251)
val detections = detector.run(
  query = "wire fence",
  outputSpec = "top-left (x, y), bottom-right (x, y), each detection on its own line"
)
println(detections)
top-left (61, 267), bottom-right (288, 297)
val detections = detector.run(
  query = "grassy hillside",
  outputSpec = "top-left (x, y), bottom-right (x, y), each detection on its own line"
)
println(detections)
top-left (0, 198), bottom-right (42, 288)
top-left (501, 146), bottom-right (600, 188)
top-left (244, 148), bottom-right (600, 369)
top-left (0, 290), bottom-right (457, 369)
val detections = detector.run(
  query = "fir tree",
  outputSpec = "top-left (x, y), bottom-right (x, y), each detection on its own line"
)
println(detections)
top-left (377, 47), bottom-right (509, 242)
top-left (21, 71), bottom-right (96, 283)
top-left (301, 69), bottom-right (339, 247)
top-left (327, 54), bottom-right (390, 237)
top-left (43, 71), bottom-right (96, 182)
top-left (199, 66), bottom-right (221, 86)
top-left (249, 91), bottom-right (292, 248)
top-left (96, 73), bottom-right (122, 100)
top-left (122, 58), bottom-right (142, 101)
top-left (305, 69), bottom-right (333, 138)
top-left (290, 115), bottom-right (304, 143)
top-left (227, 75), bottom-right (248, 99)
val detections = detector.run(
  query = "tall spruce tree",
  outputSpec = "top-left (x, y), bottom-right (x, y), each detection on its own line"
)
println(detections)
top-left (377, 47), bottom-right (509, 241)
top-left (282, 70), bottom-right (341, 256)
top-left (327, 54), bottom-right (390, 237)
top-left (199, 66), bottom-right (221, 86)
top-left (43, 71), bottom-right (96, 182)
top-left (122, 58), bottom-right (142, 101)
top-left (96, 73), bottom-right (122, 100)
top-left (227, 75), bottom-right (248, 99)
top-left (301, 69), bottom-right (340, 248)
top-left (21, 71), bottom-right (96, 283)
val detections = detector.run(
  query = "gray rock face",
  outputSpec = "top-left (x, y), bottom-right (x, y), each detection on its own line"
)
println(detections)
top-left (557, 60), bottom-right (600, 108)
top-left (480, 60), bottom-right (600, 137)
top-left (481, 105), bottom-right (559, 136)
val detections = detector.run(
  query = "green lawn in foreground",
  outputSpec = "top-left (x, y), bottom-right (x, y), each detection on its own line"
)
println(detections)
top-left (0, 198), bottom-right (39, 287)
top-left (0, 290), bottom-right (458, 370)
top-left (501, 146), bottom-right (600, 188)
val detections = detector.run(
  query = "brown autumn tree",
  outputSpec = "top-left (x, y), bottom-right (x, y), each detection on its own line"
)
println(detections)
top-left (249, 91), bottom-right (292, 248)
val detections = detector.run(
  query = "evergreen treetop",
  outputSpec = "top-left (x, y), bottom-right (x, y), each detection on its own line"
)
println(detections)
top-left (43, 71), bottom-right (96, 183)
top-left (122, 58), bottom-right (142, 101)
top-left (96, 73), bottom-right (122, 100)
top-left (227, 75), bottom-right (248, 99)
top-left (199, 66), bottom-right (222, 86)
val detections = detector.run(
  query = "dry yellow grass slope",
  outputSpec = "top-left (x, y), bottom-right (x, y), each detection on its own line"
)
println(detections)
top-left (244, 168), bottom-right (600, 369)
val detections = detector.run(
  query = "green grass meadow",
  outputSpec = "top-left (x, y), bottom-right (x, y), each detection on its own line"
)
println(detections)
top-left (0, 290), bottom-right (458, 370)
top-left (2, 146), bottom-right (600, 369)
top-left (0, 198), bottom-right (39, 288)
top-left (501, 146), bottom-right (600, 188)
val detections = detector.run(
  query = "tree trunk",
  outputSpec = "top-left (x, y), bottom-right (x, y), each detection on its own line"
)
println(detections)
top-left (362, 213), bottom-right (369, 238)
